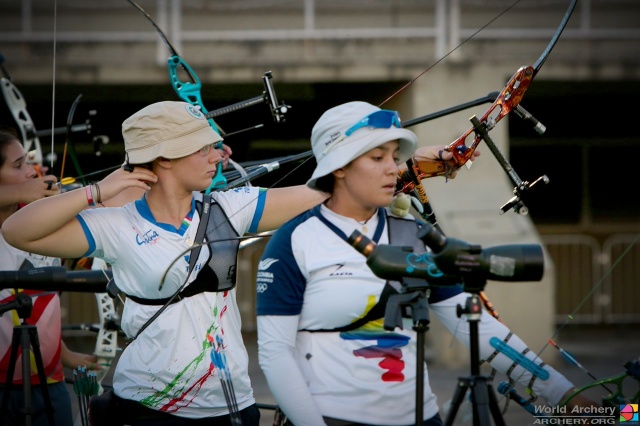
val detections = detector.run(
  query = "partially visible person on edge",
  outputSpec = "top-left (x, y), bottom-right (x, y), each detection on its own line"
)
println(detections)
top-left (3, 100), bottom-right (457, 425)
top-left (0, 129), bottom-right (100, 426)
top-left (255, 101), bottom-right (597, 426)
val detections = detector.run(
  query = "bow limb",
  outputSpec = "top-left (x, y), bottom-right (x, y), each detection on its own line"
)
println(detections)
top-left (0, 77), bottom-right (46, 176)
top-left (92, 292), bottom-right (118, 394)
top-left (91, 259), bottom-right (119, 394)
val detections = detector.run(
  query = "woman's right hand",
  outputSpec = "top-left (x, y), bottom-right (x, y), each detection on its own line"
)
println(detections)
top-left (97, 166), bottom-right (157, 203)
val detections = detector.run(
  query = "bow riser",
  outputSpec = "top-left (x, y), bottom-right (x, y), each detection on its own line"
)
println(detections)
top-left (397, 65), bottom-right (535, 192)
top-left (168, 56), bottom-right (221, 136)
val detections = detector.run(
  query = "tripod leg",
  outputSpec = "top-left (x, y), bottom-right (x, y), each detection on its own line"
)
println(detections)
top-left (487, 381), bottom-right (506, 426)
top-left (444, 379), bottom-right (470, 426)
top-left (29, 326), bottom-right (56, 426)
top-left (469, 377), bottom-right (492, 426)
top-left (0, 327), bottom-right (22, 420)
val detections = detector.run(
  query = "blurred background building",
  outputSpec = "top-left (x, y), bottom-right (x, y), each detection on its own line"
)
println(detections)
top-left (1, 0), bottom-right (639, 370)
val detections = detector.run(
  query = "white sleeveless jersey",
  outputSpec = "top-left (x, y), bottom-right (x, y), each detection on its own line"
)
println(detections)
top-left (77, 187), bottom-right (265, 418)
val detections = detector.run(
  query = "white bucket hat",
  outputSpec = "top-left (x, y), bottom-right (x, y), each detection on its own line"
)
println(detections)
top-left (306, 101), bottom-right (417, 190)
top-left (122, 101), bottom-right (222, 164)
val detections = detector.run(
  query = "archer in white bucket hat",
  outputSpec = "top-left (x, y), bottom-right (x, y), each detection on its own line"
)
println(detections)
top-left (122, 101), bottom-right (223, 164)
top-left (306, 101), bottom-right (417, 191)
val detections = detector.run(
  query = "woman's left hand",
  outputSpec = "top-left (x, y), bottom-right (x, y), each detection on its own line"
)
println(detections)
top-left (61, 341), bottom-right (102, 371)
top-left (406, 144), bottom-right (482, 179)
top-left (413, 144), bottom-right (482, 162)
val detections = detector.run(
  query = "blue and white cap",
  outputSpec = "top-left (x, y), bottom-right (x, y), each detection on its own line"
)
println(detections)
top-left (307, 101), bottom-right (417, 190)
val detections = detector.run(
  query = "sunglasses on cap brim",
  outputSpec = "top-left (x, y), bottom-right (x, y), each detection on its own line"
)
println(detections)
top-left (322, 110), bottom-right (402, 157)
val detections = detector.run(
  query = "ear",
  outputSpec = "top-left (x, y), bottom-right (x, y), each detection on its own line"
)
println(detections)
top-left (156, 157), bottom-right (173, 170)
top-left (332, 167), bottom-right (346, 180)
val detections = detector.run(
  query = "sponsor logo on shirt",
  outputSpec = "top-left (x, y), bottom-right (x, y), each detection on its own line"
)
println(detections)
top-left (329, 263), bottom-right (353, 276)
top-left (329, 263), bottom-right (352, 276)
top-left (134, 226), bottom-right (160, 246)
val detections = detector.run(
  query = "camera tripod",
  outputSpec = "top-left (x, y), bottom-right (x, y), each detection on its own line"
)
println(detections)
top-left (385, 282), bottom-right (506, 426)
top-left (444, 289), bottom-right (505, 426)
top-left (384, 283), bottom-right (431, 426)
top-left (0, 292), bottom-right (56, 426)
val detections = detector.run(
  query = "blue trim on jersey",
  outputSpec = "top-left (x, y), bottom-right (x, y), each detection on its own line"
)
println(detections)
top-left (312, 205), bottom-right (386, 243)
top-left (177, 198), bottom-right (196, 235)
top-left (76, 214), bottom-right (96, 258)
top-left (256, 206), bottom-right (464, 317)
top-left (134, 194), bottom-right (196, 236)
top-left (248, 188), bottom-right (267, 233)
top-left (256, 209), bottom-right (315, 316)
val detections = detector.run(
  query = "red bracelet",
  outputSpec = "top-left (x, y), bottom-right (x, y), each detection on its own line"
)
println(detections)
top-left (85, 185), bottom-right (95, 206)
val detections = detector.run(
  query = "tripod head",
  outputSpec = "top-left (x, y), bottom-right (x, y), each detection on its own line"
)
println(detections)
top-left (0, 293), bottom-right (33, 320)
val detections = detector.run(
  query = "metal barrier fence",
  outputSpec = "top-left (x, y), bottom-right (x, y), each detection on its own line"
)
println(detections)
top-left (542, 233), bottom-right (640, 325)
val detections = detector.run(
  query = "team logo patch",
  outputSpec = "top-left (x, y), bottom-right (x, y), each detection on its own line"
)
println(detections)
top-left (185, 103), bottom-right (205, 120)
top-left (258, 258), bottom-right (279, 270)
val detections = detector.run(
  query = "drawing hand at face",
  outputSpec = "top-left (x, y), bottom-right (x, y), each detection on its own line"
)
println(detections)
top-left (18, 176), bottom-right (61, 204)
top-left (217, 143), bottom-right (232, 169)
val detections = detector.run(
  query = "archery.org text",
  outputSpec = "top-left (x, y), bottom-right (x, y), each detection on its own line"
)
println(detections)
top-left (534, 406), bottom-right (616, 416)
top-left (533, 419), bottom-right (615, 425)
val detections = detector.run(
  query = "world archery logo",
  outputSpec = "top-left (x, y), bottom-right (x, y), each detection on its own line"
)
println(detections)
top-left (620, 404), bottom-right (638, 423)
top-left (184, 103), bottom-right (205, 120)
